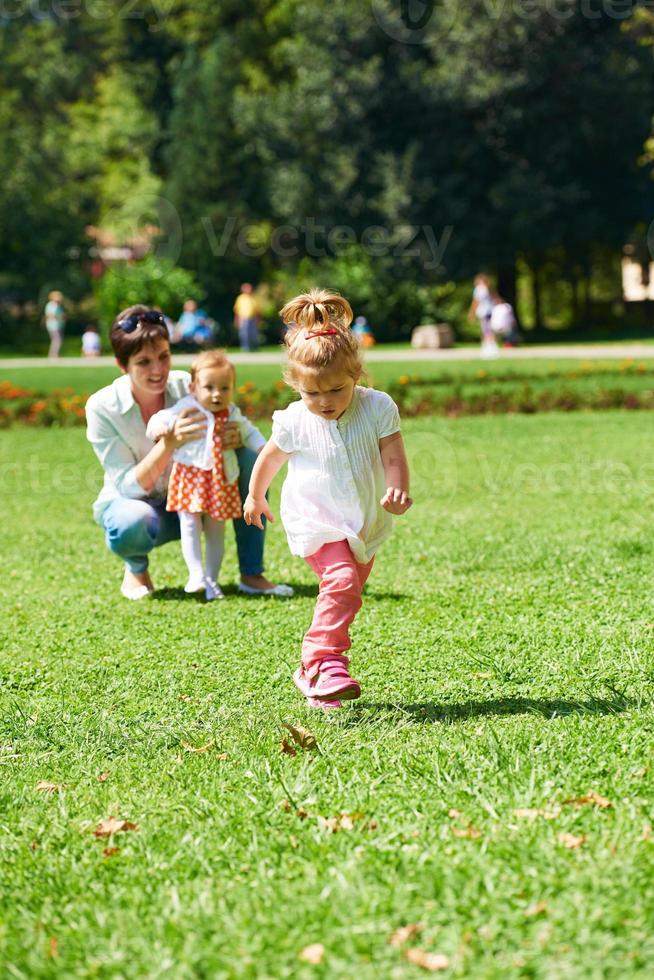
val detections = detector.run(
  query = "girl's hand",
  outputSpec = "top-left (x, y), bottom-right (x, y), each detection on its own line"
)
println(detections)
top-left (380, 487), bottom-right (413, 515)
top-left (163, 408), bottom-right (207, 448)
top-left (243, 493), bottom-right (274, 530)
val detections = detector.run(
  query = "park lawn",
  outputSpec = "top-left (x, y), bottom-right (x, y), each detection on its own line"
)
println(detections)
top-left (1, 412), bottom-right (654, 978)
top-left (4, 356), bottom-right (654, 398)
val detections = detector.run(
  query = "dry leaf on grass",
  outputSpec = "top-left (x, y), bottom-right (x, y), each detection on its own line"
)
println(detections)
top-left (389, 923), bottom-right (424, 946)
top-left (448, 808), bottom-right (461, 819)
top-left (642, 823), bottom-right (652, 841)
top-left (93, 817), bottom-right (139, 838)
top-left (513, 807), bottom-right (559, 821)
top-left (524, 901), bottom-right (547, 918)
top-left (36, 781), bottom-right (64, 794)
top-left (558, 832), bottom-right (586, 849)
top-left (561, 792), bottom-right (612, 810)
top-left (318, 811), bottom-right (365, 833)
top-left (48, 937), bottom-right (58, 959)
top-left (280, 738), bottom-right (297, 757)
top-left (452, 825), bottom-right (481, 839)
top-left (97, 772), bottom-right (110, 783)
top-left (102, 846), bottom-right (121, 858)
top-left (405, 948), bottom-right (450, 971)
top-left (298, 943), bottom-right (324, 964)
top-left (178, 694), bottom-right (193, 702)
top-left (473, 671), bottom-right (492, 679)
top-left (282, 723), bottom-right (317, 751)
top-left (630, 767), bottom-right (648, 779)
top-left (181, 740), bottom-right (215, 754)
top-left (280, 799), bottom-right (310, 820)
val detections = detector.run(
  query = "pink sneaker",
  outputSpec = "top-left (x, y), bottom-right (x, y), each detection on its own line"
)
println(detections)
top-left (307, 696), bottom-right (342, 711)
top-left (293, 660), bottom-right (361, 702)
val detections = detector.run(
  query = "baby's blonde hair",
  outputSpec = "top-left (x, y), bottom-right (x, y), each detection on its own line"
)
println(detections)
top-left (190, 349), bottom-right (235, 383)
top-left (280, 288), bottom-right (363, 389)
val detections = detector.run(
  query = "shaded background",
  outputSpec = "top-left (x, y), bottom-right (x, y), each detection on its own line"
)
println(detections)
top-left (1, 0), bottom-right (654, 347)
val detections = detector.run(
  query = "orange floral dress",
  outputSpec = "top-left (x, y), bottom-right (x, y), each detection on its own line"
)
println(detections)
top-left (166, 409), bottom-right (242, 521)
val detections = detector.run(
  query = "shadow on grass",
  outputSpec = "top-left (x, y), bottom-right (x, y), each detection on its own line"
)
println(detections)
top-left (262, 583), bottom-right (407, 601)
top-left (151, 587), bottom-right (205, 601)
top-left (350, 694), bottom-right (634, 724)
top-left (151, 582), bottom-right (407, 601)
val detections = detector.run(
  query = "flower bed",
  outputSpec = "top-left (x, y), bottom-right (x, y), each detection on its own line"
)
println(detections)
top-left (3, 360), bottom-right (654, 426)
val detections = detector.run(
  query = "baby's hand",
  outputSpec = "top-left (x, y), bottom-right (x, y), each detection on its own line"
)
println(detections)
top-left (243, 494), bottom-right (274, 530)
top-left (148, 422), bottom-right (168, 441)
top-left (380, 487), bottom-right (413, 515)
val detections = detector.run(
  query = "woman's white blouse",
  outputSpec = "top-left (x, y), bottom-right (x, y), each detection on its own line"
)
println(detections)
top-left (86, 371), bottom-right (191, 523)
top-left (272, 386), bottom-right (401, 563)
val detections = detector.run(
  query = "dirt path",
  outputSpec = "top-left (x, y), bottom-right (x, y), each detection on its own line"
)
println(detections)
top-left (1, 342), bottom-right (654, 369)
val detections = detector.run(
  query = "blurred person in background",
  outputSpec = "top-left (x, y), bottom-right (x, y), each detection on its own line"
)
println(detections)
top-left (351, 315), bottom-right (375, 348)
top-left (81, 323), bottom-right (102, 358)
top-left (44, 290), bottom-right (66, 358)
top-left (468, 273), bottom-right (498, 359)
top-left (233, 283), bottom-right (261, 352)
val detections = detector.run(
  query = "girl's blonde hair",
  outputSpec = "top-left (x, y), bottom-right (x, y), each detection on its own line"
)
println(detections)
top-left (190, 349), bottom-right (235, 383)
top-left (280, 288), bottom-right (363, 389)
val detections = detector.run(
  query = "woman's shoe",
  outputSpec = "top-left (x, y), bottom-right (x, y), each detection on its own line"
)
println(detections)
top-left (121, 571), bottom-right (153, 600)
top-left (184, 578), bottom-right (205, 594)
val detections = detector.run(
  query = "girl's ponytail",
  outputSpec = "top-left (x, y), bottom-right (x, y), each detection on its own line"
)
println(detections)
top-left (280, 288), bottom-right (363, 388)
top-left (280, 289), bottom-right (353, 339)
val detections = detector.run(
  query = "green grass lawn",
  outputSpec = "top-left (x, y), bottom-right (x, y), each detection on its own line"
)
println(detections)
top-left (2, 413), bottom-right (654, 977)
top-left (4, 356), bottom-right (654, 398)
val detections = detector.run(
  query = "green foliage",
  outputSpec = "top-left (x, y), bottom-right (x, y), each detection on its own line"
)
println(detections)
top-left (93, 258), bottom-right (204, 333)
top-left (0, 2), bottom-right (653, 341)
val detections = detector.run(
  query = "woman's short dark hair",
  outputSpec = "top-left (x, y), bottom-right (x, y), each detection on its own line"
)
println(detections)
top-left (111, 305), bottom-right (170, 368)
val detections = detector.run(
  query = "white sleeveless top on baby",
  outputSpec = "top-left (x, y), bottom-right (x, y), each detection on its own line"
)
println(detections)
top-left (272, 386), bottom-right (401, 563)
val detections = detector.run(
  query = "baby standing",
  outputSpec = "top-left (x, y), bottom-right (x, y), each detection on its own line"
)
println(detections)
top-left (244, 289), bottom-right (412, 709)
top-left (147, 350), bottom-right (266, 600)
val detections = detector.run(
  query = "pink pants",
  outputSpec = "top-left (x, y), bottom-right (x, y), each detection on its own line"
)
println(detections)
top-left (301, 540), bottom-right (374, 673)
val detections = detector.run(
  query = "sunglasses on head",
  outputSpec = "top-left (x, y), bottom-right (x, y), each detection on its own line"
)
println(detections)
top-left (116, 310), bottom-right (166, 334)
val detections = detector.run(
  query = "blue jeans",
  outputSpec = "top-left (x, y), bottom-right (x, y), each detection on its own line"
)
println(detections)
top-left (101, 447), bottom-right (265, 575)
top-left (239, 318), bottom-right (258, 352)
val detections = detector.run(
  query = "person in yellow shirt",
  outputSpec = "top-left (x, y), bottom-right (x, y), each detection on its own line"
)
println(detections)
top-left (233, 283), bottom-right (260, 352)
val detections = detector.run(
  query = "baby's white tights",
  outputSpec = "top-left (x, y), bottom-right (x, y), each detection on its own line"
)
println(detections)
top-left (179, 511), bottom-right (225, 586)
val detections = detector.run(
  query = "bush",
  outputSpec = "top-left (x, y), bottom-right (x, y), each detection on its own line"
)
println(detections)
top-left (93, 257), bottom-right (205, 338)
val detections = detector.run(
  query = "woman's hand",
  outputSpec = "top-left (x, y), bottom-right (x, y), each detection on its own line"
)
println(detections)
top-left (221, 421), bottom-right (243, 451)
top-left (163, 407), bottom-right (207, 448)
top-left (243, 493), bottom-right (274, 530)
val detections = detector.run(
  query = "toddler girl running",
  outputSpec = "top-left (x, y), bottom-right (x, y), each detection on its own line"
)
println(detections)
top-left (147, 350), bottom-right (266, 600)
top-left (243, 289), bottom-right (412, 709)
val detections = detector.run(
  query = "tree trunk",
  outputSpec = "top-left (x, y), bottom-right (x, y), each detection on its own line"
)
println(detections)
top-left (583, 270), bottom-right (592, 328)
top-left (531, 262), bottom-right (542, 330)
top-left (570, 274), bottom-right (579, 325)
top-left (497, 261), bottom-right (518, 322)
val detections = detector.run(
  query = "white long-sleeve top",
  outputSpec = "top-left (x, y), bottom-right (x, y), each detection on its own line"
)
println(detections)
top-left (146, 395), bottom-right (266, 482)
top-left (271, 386), bottom-right (401, 563)
top-left (86, 370), bottom-right (191, 522)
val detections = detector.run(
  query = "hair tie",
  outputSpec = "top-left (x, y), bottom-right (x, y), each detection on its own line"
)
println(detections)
top-left (304, 328), bottom-right (338, 339)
